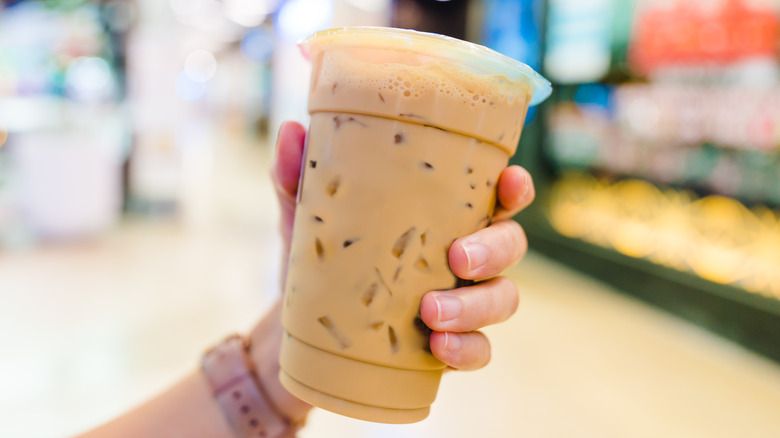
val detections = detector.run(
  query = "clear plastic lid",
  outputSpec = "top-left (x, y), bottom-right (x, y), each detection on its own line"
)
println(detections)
top-left (300, 26), bottom-right (552, 106)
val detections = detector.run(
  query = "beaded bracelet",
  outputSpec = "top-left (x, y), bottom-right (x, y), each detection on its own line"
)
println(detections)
top-left (201, 335), bottom-right (299, 438)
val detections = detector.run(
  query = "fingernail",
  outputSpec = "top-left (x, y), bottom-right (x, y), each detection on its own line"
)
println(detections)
top-left (434, 294), bottom-right (462, 323)
top-left (462, 241), bottom-right (489, 272)
top-left (443, 332), bottom-right (462, 352)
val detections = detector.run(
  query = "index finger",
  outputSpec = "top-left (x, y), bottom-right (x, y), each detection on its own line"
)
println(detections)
top-left (492, 165), bottom-right (535, 221)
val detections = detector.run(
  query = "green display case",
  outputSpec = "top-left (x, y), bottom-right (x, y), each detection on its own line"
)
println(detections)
top-left (509, 0), bottom-right (780, 363)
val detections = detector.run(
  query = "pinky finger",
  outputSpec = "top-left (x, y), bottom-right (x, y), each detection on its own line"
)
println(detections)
top-left (430, 331), bottom-right (491, 371)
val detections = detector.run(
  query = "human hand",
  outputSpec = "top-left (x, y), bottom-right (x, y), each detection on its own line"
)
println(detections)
top-left (271, 121), bottom-right (308, 277)
top-left (248, 121), bottom-right (311, 425)
top-left (271, 120), bottom-right (534, 372)
top-left (420, 164), bottom-right (533, 370)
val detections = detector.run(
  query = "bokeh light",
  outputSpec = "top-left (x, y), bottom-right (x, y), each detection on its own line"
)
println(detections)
top-left (184, 50), bottom-right (217, 83)
top-left (241, 27), bottom-right (274, 62)
top-left (345, 0), bottom-right (388, 13)
top-left (169, 0), bottom-right (222, 28)
top-left (275, 0), bottom-right (333, 42)
top-left (175, 70), bottom-right (208, 101)
top-left (223, 0), bottom-right (278, 27)
top-left (169, 0), bottom-right (206, 17)
top-left (65, 56), bottom-right (114, 101)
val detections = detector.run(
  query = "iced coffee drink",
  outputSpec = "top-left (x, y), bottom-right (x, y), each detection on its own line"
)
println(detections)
top-left (279, 27), bottom-right (550, 424)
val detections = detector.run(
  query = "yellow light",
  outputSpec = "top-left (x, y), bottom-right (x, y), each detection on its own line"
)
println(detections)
top-left (548, 172), bottom-right (780, 299)
top-left (609, 179), bottom-right (663, 259)
top-left (687, 196), bottom-right (754, 285)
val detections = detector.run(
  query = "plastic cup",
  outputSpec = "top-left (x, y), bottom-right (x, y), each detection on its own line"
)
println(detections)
top-left (279, 26), bottom-right (550, 424)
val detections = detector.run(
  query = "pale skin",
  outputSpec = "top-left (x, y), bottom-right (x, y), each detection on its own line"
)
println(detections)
top-left (77, 121), bottom-right (536, 437)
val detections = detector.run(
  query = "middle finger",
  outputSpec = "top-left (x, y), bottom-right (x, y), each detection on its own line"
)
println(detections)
top-left (449, 219), bottom-right (528, 280)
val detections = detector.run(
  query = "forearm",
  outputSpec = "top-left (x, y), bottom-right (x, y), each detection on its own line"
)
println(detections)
top-left (76, 370), bottom-right (233, 438)
top-left (248, 299), bottom-right (312, 425)
top-left (77, 299), bottom-right (310, 438)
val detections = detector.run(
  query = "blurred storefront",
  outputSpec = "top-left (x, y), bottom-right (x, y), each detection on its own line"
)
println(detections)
top-left (493, 0), bottom-right (780, 362)
top-left (0, 0), bottom-right (390, 242)
top-left (0, 0), bottom-right (128, 243)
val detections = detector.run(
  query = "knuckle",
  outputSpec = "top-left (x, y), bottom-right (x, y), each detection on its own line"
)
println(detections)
top-left (498, 219), bottom-right (521, 242)
top-left (512, 226), bottom-right (528, 261)
top-left (525, 185), bottom-right (536, 206)
top-left (454, 272), bottom-right (521, 330)
top-left (496, 277), bottom-right (519, 314)
top-left (485, 277), bottom-right (519, 323)
top-left (468, 278), bottom-right (516, 327)
top-left (494, 221), bottom-right (526, 264)
top-left (481, 336), bottom-right (492, 368)
top-left (468, 333), bottom-right (491, 370)
top-left (523, 172), bottom-right (536, 203)
top-left (477, 284), bottom-right (499, 326)
top-left (504, 279), bottom-right (520, 315)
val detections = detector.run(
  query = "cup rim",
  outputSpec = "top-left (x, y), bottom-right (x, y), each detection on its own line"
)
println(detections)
top-left (299, 26), bottom-right (552, 106)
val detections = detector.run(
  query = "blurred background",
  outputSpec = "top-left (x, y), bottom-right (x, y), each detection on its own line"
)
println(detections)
top-left (1, 0), bottom-right (780, 436)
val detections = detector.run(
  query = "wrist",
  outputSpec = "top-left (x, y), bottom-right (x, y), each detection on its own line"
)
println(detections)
top-left (248, 299), bottom-right (312, 425)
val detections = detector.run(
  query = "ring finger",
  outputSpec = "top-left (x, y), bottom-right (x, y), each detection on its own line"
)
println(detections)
top-left (420, 276), bottom-right (519, 333)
